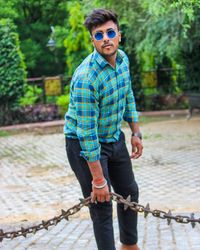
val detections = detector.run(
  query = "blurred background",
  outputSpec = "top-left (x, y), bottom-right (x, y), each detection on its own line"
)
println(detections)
top-left (0, 0), bottom-right (200, 126)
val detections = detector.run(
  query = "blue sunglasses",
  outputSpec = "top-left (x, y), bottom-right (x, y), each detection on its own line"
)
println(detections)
top-left (94, 28), bottom-right (117, 41)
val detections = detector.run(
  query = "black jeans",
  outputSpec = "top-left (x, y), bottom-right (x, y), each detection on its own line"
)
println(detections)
top-left (65, 132), bottom-right (139, 250)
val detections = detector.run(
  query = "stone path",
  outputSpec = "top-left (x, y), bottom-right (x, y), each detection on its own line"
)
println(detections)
top-left (0, 116), bottom-right (200, 249)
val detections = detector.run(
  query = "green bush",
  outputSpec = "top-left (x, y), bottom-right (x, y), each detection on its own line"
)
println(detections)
top-left (64, 2), bottom-right (92, 76)
top-left (19, 85), bottom-right (42, 106)
top-left (0, 18), bottom-right (27, 125)
top-left (64, 84), bottom-right (70, 94)
top-left (56, 94), bottom-right (70, 118)
top-left (0, 19), bottom-right (27, 104)
top-left (45, 96), bottom-right (57, 104)
top-left (56, 84), bottom-right (70, 117)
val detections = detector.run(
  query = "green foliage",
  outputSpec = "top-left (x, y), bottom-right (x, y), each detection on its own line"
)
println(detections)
top-left (0, 0), bottom-right (69, 77)
top-left (140, 0), bottom-right (200, 92)
top-left (0, 0), bottom-right (18, 19)
top-left (21, 38), bottom-right (42, 71)
top-left (46, 96), bottom-right (57, 104)
top-left (0, 18), bottom-right (27, 106)
top-left (0, 0), bottom-right (94, 77)
top-left (0, 130), bottom-right (11, 137)
top-left (64, 2), bottom-right (92, 76)
top-left (64, 84), bottom-right (70, 95)
top-left (81, 0), bottom-right (107, 12)
top-left (0, 0), bottom-right (199, 99)
top-left (56, 84), bottom-right (70, 117)
top-left (56, 95), bottom-right (70, 118)
top-left (105, 0), bottom-right (200, 93)
top-left (19, 85), bottom-right (42, 106)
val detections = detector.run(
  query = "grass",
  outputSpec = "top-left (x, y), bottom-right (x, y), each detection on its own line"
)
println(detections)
top-left (143, 133), bottom-right (163, 140)
top-left (0, 130), bottom-right (11, 137)
top-left (122, 115), bottom-right (177, 128)
top-left (139, 115), bottom-right (174, 125)
top-left (0, 149), bottom-right (13, 158)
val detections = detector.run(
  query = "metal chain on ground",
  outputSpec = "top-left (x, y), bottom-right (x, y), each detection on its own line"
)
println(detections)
top-left (0, 197), bottom-right (91, 242)
top-left (0, 193), bottom-right (200, 242)
top-left (111, 192), bottom-right (200, 227)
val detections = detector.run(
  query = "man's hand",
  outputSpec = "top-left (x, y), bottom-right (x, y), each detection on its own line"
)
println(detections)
top-left (91, 184), bottom-right (110, 203)
top-left (87, 160), bottom-right (111, 203)
top-left (130, 136), bottom-right (143, 159)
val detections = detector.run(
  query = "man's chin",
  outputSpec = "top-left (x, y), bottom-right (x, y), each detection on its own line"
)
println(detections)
top-left (101, 49), bottom-right (117, 57)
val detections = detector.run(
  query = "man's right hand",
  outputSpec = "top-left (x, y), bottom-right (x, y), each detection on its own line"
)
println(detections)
top-left (91, 184), bottom-right (110, 203)
top-left (87, 160), bottom-right (111, 203)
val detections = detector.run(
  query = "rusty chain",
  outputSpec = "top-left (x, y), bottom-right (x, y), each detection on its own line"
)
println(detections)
top-left (0, 197), bottom-right (91, 243)
top-left (0, 192), bottom-right (200, 242)
top-left (111, 193), bottom-right (200, 227)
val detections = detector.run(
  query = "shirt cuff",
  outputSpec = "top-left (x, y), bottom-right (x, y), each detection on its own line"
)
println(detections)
top-left (80, 147), bottom-right (100, 162)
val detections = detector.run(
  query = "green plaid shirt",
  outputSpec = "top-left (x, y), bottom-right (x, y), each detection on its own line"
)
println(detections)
top-left (64, 49), bottom-right (138, 162)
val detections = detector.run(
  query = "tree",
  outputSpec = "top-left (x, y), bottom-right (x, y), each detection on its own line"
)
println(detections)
top-left (103, 0), bottom-right (200, 94)
top-left (136, 0), bottom-right (200, 92)
top-left (0, 19), bottom-right (27, 125)
top-left (0, 0), bottom-right (18, 19)
top-left (0, 0), bottom-right (69, 77)
top-left (64, 2), bottom-right (92, 76)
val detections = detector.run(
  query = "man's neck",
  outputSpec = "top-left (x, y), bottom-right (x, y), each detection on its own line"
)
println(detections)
top-left (104, 53), bottom-right (117, 68)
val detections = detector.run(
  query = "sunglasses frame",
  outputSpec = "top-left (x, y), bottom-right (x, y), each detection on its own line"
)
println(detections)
top-left (93, 28), bottom-right (118, 41)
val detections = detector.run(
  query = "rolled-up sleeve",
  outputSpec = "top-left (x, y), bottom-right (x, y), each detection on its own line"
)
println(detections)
top-left (73, 78), bottom-right (100, 162)
top-left (123, 80), bottom-right (139, 123)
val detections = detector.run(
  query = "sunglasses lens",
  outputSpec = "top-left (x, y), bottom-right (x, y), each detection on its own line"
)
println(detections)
top-left (94, 32), bottom-right (103, 41)
top-left (94, 29), bottom-right (117, 40)
top-left (107, 29), bottom-right (116, 39)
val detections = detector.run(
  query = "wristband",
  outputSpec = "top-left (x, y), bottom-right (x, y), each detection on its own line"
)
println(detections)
top-left (92, 179), bottom-right (107, 189)
top-left (132, 132), bottom-right (142, 140)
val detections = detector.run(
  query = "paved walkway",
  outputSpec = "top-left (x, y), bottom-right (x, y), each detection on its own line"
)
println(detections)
top-left (0, 116), bottom-right (200, 249)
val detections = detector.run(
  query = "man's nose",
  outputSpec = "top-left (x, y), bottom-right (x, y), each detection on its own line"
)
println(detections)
top-left (103, 32), bottom-right (109, 41)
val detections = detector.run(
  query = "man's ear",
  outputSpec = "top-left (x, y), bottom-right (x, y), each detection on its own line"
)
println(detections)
top-left (91, 36), bottom-right (95, 46)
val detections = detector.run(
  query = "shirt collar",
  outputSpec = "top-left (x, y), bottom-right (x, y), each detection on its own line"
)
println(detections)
top-left (93, 49), bottom-right (123, 68)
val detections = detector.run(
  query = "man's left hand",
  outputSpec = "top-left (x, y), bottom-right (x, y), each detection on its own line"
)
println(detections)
top-left (130, 136), bottom-right (143, 159)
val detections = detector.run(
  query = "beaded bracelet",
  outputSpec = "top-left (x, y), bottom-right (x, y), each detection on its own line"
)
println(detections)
top-left (92, 179), bottom-right (107, 189)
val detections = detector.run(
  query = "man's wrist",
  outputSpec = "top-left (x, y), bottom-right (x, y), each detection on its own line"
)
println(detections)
top-left (92, 177), bottom-right (105, 184)
top-left (92, 178), bottom-right (107, 189)
top-left (132, 131), bottom-right (142, 140)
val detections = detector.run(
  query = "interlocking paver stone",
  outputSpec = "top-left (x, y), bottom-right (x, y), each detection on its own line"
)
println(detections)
top-left (0, 116), bottom-right (200, 249)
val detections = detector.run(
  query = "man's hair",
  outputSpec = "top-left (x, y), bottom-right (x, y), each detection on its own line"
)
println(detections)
top-left (84, 9), bottom-right (119, 34)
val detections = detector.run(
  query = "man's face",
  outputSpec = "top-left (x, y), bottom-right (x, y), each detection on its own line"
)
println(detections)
top-left (91, 20), bottom-right (121, 58)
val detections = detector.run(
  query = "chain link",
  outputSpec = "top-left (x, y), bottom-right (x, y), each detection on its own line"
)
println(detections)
top-left (110, 192), bottom-right (200, 227)
top-left (0, 193), bottom-right (199, 242)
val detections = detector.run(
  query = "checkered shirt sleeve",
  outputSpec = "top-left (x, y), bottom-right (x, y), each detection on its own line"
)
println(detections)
top-left (73, 78), bottom-right (100, 162)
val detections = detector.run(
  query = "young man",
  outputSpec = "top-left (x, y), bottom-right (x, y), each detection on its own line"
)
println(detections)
top-left (64, 9), bottom-right (143, 250)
